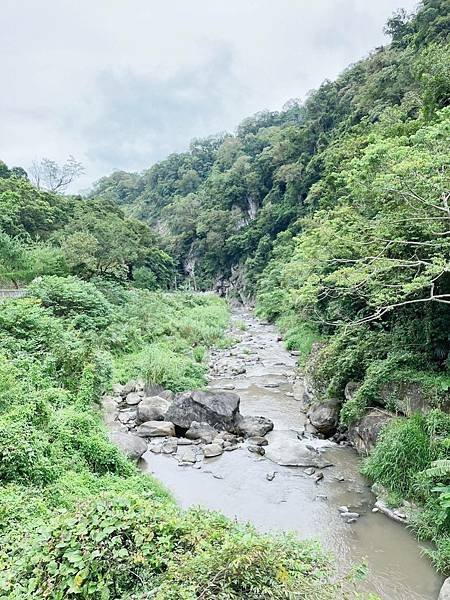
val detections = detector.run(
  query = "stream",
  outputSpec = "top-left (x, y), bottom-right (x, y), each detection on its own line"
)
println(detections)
top-left (142, 307), bottom-right (443, 599)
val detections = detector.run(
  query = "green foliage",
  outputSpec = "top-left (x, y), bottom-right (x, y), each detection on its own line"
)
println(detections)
top-left (1, 493), bottom-right (340, 600)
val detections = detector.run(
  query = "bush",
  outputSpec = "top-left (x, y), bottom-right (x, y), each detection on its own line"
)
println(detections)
top-left (27, 276), bottom-right (112, 332)
top-left (1, 494), bottom-right (340, 600)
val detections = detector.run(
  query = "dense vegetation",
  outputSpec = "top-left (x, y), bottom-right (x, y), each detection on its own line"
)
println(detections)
top-left (0, 173), bottom-right (353, 594)
top-left (0, 274), bottom-right (350, 598)
top-left (93, 0), bottom-right (450, 574)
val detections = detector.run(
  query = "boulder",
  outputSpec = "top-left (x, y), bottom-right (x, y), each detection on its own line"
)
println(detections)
top-left (235, 415), bottom-right (273, 437)
top-left (265, 439), bottom-right (332, 468)
top-left (137, 396), bottom-right (171, 423)
top-left (348, 409), bottom-right (393, 454)
top-left (109, 432), bottom-right (147, 460)
top-left (203, 443), bottom-right (223, 458)
top-left (185, 421), bottom-right (218, 443)
top-left (165, 390), bottom-right (240, 431)
top-left (125, 392), bottom-right (143, 406)
top-left (439, 578), bottom-right (450, 600)
top-left (159, 389), bottom-right (175, 402)
top-left (307, 399), bottom-right (341, 436)
top-left (136, 421), bottom-right (176, 438)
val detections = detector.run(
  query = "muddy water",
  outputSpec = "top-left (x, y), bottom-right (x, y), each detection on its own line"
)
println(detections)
top-left (142, 308), bottom-right (443, 599)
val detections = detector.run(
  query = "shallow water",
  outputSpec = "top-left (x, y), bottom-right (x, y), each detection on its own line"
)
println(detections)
top-left (143, 308), bottom-right (443, 599)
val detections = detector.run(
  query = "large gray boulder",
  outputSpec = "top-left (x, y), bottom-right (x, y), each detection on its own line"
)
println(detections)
top-left (185, 421), bottom-right (218, 443)
top-left (109, 432), bottom-right (147, 461)
top-left (136, 420), bottom-right (176, 438)
top-left (265, 439), bottom-right (332, 468)
top-left (235, 415), bottom-right (273, 437)
top-left (348, 409), bottom-right (393, 454)
top-left (307, 399), bottom-right (340, 436)
top-left (439, 578), bottom-right (450, 600)
top-left (165, 390), bottom-right (240, 431)
top-left (137, 396), bottom-right (171, 423)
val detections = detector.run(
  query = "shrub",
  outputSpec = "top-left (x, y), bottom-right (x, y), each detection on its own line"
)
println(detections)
top-left (27, 276), bottom-right (113, 332)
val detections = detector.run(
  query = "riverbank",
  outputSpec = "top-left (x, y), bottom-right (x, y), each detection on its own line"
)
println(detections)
top-left (143, 306), bottom-right (443, 599)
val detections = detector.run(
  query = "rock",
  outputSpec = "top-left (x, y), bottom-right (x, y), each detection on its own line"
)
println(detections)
top-left (374, 500), bottom-right (408, 523)
top-left (248, 445), bottom-right (265, 455)
top-left (344, 381), bottom-right (361, 401)
top-left (144, 382), bottom-right (165, 396)
top-left (290, 350), bottom-right (301, 356)
top-left (338, 506), bottom-right (349, 513)
top-left (307, 399), bottom-right (341, 436)
top-left (348, 410), bottom-right (394, 454)
top-left (137, 396), bottom-right (171, 423)
top-left (266, 472), bottom-right (276, 481)
top-left (221, 384), bottom-right (235, 390)
top-left (177, 437), bottom-right (195, 445)
top-left (265, 440), bottom-right (332, 468)
top-left (118, 410), bottom-right (135, 424)
top-left (304, 467), bottom-right (315, 475)
top-left (101, 395), bottom-right (118, 425)
top-left (314, 472), bottom-right (324, 484)
top-left (125, 392), bottom-right (142, 406)
top-left (185, 421), bottom-right (218, 443)
top-left (136, 421), bottom-right (176, 438)
top-left (212, 437), bottom-right (225, 447)
top-left (166, 390), bottom-right (240, 431)
top-left (112, 383), bottom-right (125, 396)
top-left (203, 443), bottom-right (224, 458)
top-left (439, 578), bottom-right (450, 600)
top-left (108, 432), bottom-right (147, 461)
top-left (232, 366), bottom-right (247, 375)
top-left (372, 507), bottom-right (379, 513)
top-left (247, 436), bottom-right (268, 446)
top-left (159, 389), bottom-right (174, 402)
top-left (161, 438), bottom-right (178, 454)
top-left (177, 447), bottom-right (197, 464)
top-left (316, 494), bottom-right (328, 501)
top-left (380, 381), bottom-right (450, 416)
top-left (224, 444), bottom-right (239, 451)
top-left (122, 379), bottom-right (144, 395)
top-left (235, 415), bottom-right (274, 437)
top-left (340, 511), bottom-right (360, 520)
top-left (264, 382), bottom-right (279, 388)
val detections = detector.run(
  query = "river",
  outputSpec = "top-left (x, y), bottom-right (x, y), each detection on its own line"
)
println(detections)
top-left (142, 307), bottom-right (443, 599)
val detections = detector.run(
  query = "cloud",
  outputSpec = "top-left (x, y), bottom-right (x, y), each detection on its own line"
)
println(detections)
top-left (83, 45), bottom-right (241, 173)
top-left (0, 0), bottom-right (419, 191)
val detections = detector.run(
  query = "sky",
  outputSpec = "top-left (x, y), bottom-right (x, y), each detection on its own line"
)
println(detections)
top-left (1, 0), bottom-right (419, 192)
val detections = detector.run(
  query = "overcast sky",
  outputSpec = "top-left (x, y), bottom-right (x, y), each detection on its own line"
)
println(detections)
top-left (1, 0), bottom-right (419, 192)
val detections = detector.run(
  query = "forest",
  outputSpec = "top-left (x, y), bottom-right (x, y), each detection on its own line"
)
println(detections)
top-left (0, 0), bottom-right (449, 598)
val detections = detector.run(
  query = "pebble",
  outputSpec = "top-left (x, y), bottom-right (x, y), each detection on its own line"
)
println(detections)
top-left (372, 507), bottom-right (379, 513)
top-left (266, 472), bottom-right (277, 481)
top-left (338, 506), bottom-right (349, 513)
top-left (304, 467), bottom-right (315, 476)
